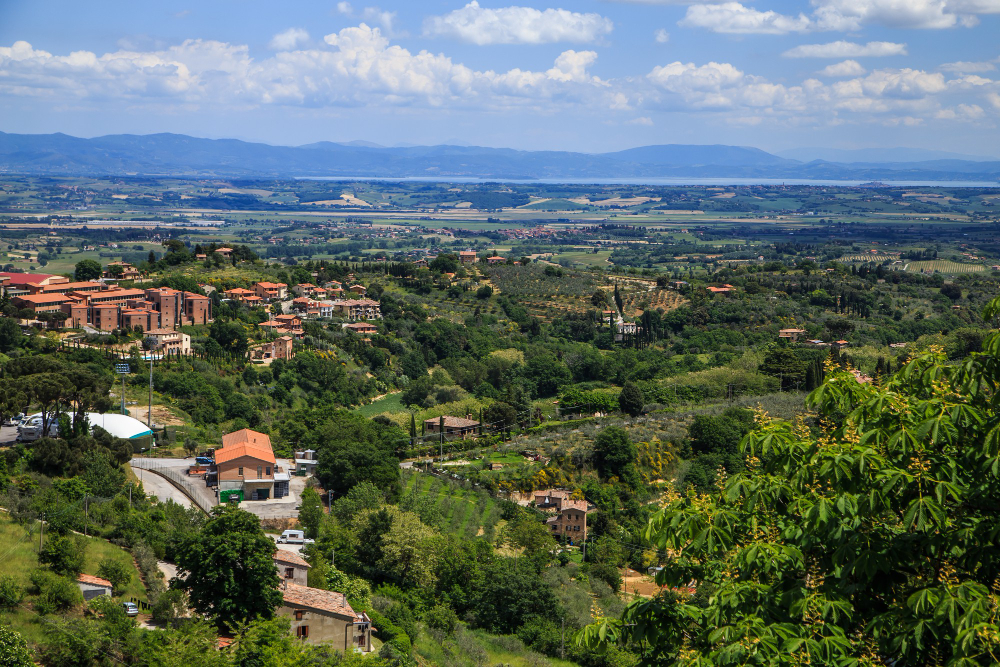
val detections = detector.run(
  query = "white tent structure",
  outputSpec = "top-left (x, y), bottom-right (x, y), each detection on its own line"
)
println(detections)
top-left (18, 412), bottom-right (154, 446)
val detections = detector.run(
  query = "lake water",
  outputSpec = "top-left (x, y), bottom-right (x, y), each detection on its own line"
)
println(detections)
top-left (299, 176), bottom-right (999, 187)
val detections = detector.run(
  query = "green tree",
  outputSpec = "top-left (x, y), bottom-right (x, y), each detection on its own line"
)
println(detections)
top-left (209, 320), bottom-right (248, 356)
top-left (476, 284), bottom-right (493, 299)
top-left (618, 381), bottom-right (644, 417)
top-left (592, 426), bottom-right (637, 485)
top-left (314, 411), bottom-right (403, 501)
top-left (173, 506), bottom-right (282, 628)
top-left (39, 535), bottom-right (86, 577)
top-left (74, 259), bottom-right (102, 281)
top-left (581, 303), bottom-right (1000, 665)
top-left (298, 487), bottom-right (324, 539)
top-left (0, 317), bottom-right (23, 353)
top-left (97, 558), bottom-right (132, 594)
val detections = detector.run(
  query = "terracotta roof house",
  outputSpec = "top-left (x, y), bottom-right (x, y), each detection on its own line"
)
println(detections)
top-left (424, 415), bottom-right (480, 440)
top-left (275, 549), bottom-right (311, 586)
top-left (77, 574), bottom-right (113, 600)
top-left (279, 582), bottom-right (373, 651)
top-left (343, 322), bottom-right (377, 336)
top-left (213, 429), bottom-right (289, 502)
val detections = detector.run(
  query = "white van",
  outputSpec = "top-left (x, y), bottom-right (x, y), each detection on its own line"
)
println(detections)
top-left (277, 529), bottom-right (314, 545)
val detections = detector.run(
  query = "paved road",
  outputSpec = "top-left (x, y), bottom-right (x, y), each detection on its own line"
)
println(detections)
top-left (0, 425), bottom-right (17, 445)
top-left (132, 465), bottom-right (193, 509)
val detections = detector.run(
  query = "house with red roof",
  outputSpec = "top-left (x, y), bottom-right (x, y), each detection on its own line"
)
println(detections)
top-left (212, 429), bottom-right (289, 501)
top-left (279, 582), bottom-right (373, 651)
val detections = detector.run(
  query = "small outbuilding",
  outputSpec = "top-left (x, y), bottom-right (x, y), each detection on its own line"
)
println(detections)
top-left (77, 574), bottom-right (113, 601)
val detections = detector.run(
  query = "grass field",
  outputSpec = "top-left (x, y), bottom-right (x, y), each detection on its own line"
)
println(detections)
top-left (551, 250), bottom-right (612, 267)
top-left (357, 391), bottom-right (405, 417)
top-left (0, 513), bottom-right (147, 645)
top-left (403, 471), bottom-right (502, 540)
top-left (905, 260), bottom-right (986, 273)
top-left (414, 625), bottom-right (578, 667)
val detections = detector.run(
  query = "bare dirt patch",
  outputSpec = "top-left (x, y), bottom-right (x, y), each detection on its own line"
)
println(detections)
top-left (128, 405), bottom-right (187, 427)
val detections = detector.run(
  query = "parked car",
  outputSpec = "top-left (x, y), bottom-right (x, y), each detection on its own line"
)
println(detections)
top-left (277, 529), bottom-right (314, 545)
top-left (3, 412), bottom-right (24, 426)
top-left (194, 456), bottom-right (213, 466)
top-left (122, 602), bottom-right (139, 617)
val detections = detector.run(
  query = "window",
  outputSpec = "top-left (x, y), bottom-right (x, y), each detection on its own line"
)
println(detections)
top-left (294, 610), bottom-right (304, 620)
top-left (257, 466), bottom-right (262, 479)
top-left (266, 466), bottom-right (271, 477)
top-left (286, 568), bottom-right (295, 579)
top-left (238, 466), bottom-right (243, 477)
top-left (296, 625), bottom-right (309, 639)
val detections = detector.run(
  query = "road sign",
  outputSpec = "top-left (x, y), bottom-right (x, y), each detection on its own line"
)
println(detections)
top-left (115, 363), bottom-right (131, 374)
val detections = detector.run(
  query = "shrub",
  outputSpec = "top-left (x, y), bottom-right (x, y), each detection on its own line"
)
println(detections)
top-left (0, 574), bottom-right (24, 610)
top-left (424, 603), bottom-right (459, 636)
top-left (38, 535), bottom-right (86, 577)
top-left (0, 624), bottom-right (33, 667)
top-left (150, 589), bottom-right (187, 627)
top-left (29, 570), bottom-right (83, 614)
top-left (97, 558), bottom-right (132, 594)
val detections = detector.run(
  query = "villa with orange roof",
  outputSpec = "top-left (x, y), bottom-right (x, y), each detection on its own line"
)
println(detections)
top-left (211, 428), bottom-right (290, 501)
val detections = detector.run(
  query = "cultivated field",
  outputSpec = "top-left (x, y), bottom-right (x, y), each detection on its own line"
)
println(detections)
top-left (905, 260), bottom-right (986, 273)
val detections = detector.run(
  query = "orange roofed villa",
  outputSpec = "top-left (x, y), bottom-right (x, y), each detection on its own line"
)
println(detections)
top-left (209, 429), bottom-right (290, 502)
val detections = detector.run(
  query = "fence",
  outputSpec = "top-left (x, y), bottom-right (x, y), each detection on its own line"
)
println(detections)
top-left (131, 459), bottom-right (217, 515)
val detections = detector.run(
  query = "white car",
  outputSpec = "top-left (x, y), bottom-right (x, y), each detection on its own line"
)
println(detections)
top-left (122, 602), bottom-right (139, 617)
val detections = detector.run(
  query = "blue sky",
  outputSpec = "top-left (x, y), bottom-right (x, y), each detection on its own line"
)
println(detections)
top-left (0, 0), bottom-right (998, 155)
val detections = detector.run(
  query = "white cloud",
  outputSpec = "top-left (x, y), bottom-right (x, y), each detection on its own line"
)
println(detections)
top-left (939, 60), bottom-right (996, 72)
top-left (424, 2), bottom-right (613, 45)
top-left (626, 116), bottom-right (653, 125)
top-left (337, 2), bottom-right (353, 15)
top-left (269, 28), bottom-right (309, 51)
top-left (681, 0), bottom-right (1000, 34)
top-left (783, 41), bottom-right (907, 58)
top-left (935, 103), bottom-right (985, 119)
top-left (654, 29), bottom-right (670, 43)
top-left (680, 3), bottom-right (811, 33)
top-left (362, 7), bottom-right (398, 34)
top-left (2, 31), bottom-right (997, 133)
top-left (819, 60), bottom-right (866, 77)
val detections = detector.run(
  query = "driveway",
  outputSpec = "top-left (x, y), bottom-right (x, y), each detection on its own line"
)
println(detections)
top-left (132, 465), bottom-right (193, 509)
top-left (131, 457), bottom-right (217, 513)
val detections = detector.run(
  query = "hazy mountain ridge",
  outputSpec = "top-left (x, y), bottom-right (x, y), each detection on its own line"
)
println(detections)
top-left (0, 131), bottom-right (997, 182)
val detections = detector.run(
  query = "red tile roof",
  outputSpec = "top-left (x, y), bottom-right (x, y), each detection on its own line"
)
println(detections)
top-left (275, 549), bottom-right (311, 568)
top-left (0, 272), bottom-right (57, 285)
top-left (77, 573), bottom-right (113, 588)
top-left (282, 582), bottom-right (358, 619)
top-left (216, 429), bottom-right (275, 465)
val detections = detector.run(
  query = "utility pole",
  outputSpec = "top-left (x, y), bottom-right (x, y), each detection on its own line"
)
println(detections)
top-left (38, 513), bottom-right (44, 552)
top-left (84, 495), bottom-right (88, 537)
top-left (561, 617), bottom-right (565, 660)
top-left (148, 349), bottom-right (154, 428)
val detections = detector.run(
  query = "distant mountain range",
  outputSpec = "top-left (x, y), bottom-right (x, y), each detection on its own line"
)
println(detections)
top-left (0, 131), bottom-right (998, 182)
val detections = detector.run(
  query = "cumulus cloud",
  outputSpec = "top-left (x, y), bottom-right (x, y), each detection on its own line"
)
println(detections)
top-left (819, 60), bottom-right (866, 77)
top-left (2, 30), bottom-right (997, 132)
top-left (680, 3), bottom-right (811, 33)
top-left (0, 29), bottom-right (617, 110)
top-left (783, 41), bottom-right (907, 58)
top-left (362, 7), bottom-right (398, 33)
top-left (626, 116), bottom-right (654, 125)
top-left (654, 29), bottom-right (670, 43)
top-left (336, 2), bottom-right (353, 15)
top-left (269, 28), bottom-right (309, 51)
top-left (424, 2), bottom-right (613, 44)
